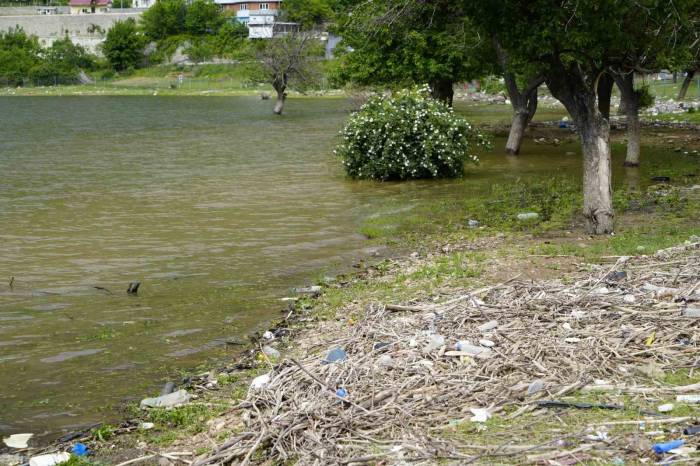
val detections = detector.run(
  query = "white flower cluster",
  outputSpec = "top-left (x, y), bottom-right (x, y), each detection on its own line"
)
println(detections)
top-left (335, 86), bottom-right (485, 180)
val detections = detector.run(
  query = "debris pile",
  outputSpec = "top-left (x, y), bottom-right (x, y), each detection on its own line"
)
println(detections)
top-left (191, 238), bottom-right (700, 464)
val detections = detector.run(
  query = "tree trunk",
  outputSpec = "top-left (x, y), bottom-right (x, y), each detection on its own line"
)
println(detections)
top-left (614, 73), bottom-right (640, 167)
top-left (597, 73), bottom-right (614, 120)
top-left (678, 70), bottom-right (696, 101)
top-left (616, 81), bottom-right (627, 115)
top-left (506, 110), bottom-right (528, 155)
top-left (430, 79), bottom-right (454, 107)
top-left (546, 67), bottom-right (614, 235)
top-left (273, 90), bottom-right (285, 115)
top-left (579, 115), bottom-right (614, 234)
top-left (505, 86), bottom-right (538, 155)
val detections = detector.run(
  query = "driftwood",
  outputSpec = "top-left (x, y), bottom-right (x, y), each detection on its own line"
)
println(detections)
top-left (191, 240), bottom-right (700, 464)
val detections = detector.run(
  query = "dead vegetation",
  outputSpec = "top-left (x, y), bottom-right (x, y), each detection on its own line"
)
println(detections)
top-left (181, 238), bottom-right (700, 465)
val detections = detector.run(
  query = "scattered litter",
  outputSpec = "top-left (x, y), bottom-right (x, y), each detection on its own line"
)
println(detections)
top-left (262, 331), bottom-right (275, 340)
top-left (262, 345), bottom-right (281, 359)
top-left (373, 342), bottom-right (391, 350)
top-left (140, 389), bottom-right (190, 409)
top-left (592, 287), bottom-right (609, 295)
top-left (562, 322), bottom-right (572, 331)
top-left (478, 339), bottom-right (495, 348)
top-left (606, 271), bottom-right (628, 282)
top-left (516, 212), bottom-right (539, 221)
top-left (676, 394), bottom-right (700, 403)
top-left (454, 340), bottom-right (492, 359)
top-left (477, 320), bottom-right (498, 332)
top-left (293, 286), bottom-right (322, 296)
top-left (423, 334), bottom-right (445, 353)
top-left (322, 347), bottom-right (348, 364)
top-left (28, 453), bottom-right (71, 466)
top-left (585, 427), bottom-right (609, 441)
top-left (536, 400), bottom-right (623, 410)
top-left (139, 422), bottom-right (155, 430)
top-left (683, 306), bottom-right (700, 318)
top-left (191, 238), bottom-right (700, 464)
top-left (683, 424), bottom-right (700, 435)
top-left (250, 373), bottom-right (271, 390)
top-left (377, 354), bottom-right (393, 368)
top-left (527, 379), bottom-right (545, 395)
top-left (652, 439), bottom-right (684, 454)
top-left (335, 388), bottom-right (347, 398)
top-left (657, 403), bottom-right (674, 413)
top-left (3, 433), bottom-right (32, 449)
top-left (467, 219), bottom-right (480, 228)
top-left (71, 443), bottom-right (88, 457)
top-left (623, 294), bottom-right (636, 303)
top-left (469, 408), bottom-right (491, 423)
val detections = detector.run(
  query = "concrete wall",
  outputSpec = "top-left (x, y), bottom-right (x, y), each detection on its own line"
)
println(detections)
top-left (0, 12), bottom-right (142, 52)
top-left (0, 6), bottom-right (68, 16)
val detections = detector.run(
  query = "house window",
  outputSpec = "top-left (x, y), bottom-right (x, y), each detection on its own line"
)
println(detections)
top-left (259, 3), bottom-right (269, 10)
top-left (239, 3), bottom-right (248, 9)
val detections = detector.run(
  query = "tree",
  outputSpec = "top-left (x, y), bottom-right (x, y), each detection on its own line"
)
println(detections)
top-left (603, 4), bottom-right (695, 167)
top-left (464, 0), bottom-right (696, 234)
top-left (0, 27), bottom-right (42, 86)
top-left (492, 40), bottom-right (543, 155)
top-left (141, 0), bottom-right (187, 41)
top-left (185, 0), bottom-right (225, 35)
top-left (102, 18), bottom-right (146, 71)
top-left (256, 33), bottom-right (323, 115)
top-left (280, 0), bottom-right (336, 29)
top-left (336, 0), bottom-right (492, 106)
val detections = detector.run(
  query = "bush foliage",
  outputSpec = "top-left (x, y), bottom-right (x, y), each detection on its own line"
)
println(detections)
top-left (335, 86), bottom-right (487, 180)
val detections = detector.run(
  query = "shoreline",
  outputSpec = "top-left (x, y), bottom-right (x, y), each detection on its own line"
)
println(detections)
top-left (1, 116), bottom-right (699, 465)
top-left (8, 221), bottom-right (700, 465)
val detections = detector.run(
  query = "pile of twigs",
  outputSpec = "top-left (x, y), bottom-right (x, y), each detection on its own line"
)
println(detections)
top-left (193, 239), bottom-right (700, 465)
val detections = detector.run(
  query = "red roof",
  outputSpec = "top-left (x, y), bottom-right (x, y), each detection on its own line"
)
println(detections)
top-left (69, 0), bottom-right (110, 6)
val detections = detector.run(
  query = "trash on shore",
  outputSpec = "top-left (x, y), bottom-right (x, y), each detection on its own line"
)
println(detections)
top-left (140, 389), bottom-right (190, 409)
top-left (322, 347), bottom-right (347, 364)
top-left (190, 238), bottom-right (700, 465)
top-left (652, 439), bottom-right (685, 454)
top-left (657, 403), bottom-right (674, 413)
top-left (250, 373), bottom-right (271, 390)
top-left (516, 212), bottom-right (539, 221)
top-left (469, 407), bottom-right (491, 423)
top-left (262, 345), bottom-right (281, 360)
top-left (293, 285), bottom-right (322, 296)
top-left (3, 433), bottom-right (33, 449)
top-left (28, 453), bottom-right (71, 466)
top-left (71, 442), bottom-right (88, 456)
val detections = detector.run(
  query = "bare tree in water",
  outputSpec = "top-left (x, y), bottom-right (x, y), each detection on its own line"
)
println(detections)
top-left (258, 32), bottom-right (322, 115)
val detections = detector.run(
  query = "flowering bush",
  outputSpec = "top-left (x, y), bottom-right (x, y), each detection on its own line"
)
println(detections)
top-left (335, 86), bottom-right (487, 180)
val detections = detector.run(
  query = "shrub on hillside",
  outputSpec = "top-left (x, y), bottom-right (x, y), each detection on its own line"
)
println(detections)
top-left (102, 18), bottom-right (146, 71)
top-left (335, 86), bottom-right (488, 180)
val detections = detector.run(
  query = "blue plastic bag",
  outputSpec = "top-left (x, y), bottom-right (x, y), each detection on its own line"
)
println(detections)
top-left (72, 442), bottom-right (89, 456)
top-left (652, 439), bottom-right (684, 454)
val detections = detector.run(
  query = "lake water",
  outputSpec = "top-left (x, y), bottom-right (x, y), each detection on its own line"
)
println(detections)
top-left (0, 96), bottom-right (696, 441)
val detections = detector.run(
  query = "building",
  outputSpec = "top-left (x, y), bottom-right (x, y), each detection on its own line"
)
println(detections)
top-left (132, 0), bottom-right (156, 8)
top-left (69, 0), bottom-right (111, 15)
top-left (214, 0), bottom-right (281, 25)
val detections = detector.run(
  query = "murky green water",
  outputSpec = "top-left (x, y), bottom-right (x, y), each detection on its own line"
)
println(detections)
top-left (0, 96), bottom-right (697, 441)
